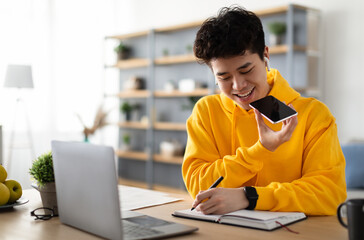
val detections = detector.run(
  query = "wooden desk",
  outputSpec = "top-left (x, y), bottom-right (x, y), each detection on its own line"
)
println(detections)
top-left (0, 189), bottom-right (348, 240)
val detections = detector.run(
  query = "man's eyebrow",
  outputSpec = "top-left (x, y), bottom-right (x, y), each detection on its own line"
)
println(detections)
top-left (216, 62), bottom-right (253, 76)
top-left (237, 62), bottom-right (252, 70)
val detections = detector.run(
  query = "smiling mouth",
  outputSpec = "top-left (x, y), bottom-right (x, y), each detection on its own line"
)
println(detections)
top-left (234, 87), bottom-right (254, 99)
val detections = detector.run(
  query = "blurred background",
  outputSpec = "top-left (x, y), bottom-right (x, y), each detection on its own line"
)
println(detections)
top-left (0, 0), bottom-right (363, 190)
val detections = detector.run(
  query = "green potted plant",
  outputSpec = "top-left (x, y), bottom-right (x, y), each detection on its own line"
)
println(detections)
top-left (186, 44), bottom-right (193, 54)
top-left (267, 22), bottom-right (286, 46)
top-left (29, 151), bottom-right (58, 214)
top-left (120, 102), bottom-right (133, 121)
top-left (114, 41), bottom-right (131, 60)
top-left (122, 133), bottom-right (131, 151)
top-left (162, 48), bottom-right (169, 57)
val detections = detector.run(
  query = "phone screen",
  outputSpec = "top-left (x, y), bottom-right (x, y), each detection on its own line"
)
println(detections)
top-left (249, 95), bottom-right (297, 124)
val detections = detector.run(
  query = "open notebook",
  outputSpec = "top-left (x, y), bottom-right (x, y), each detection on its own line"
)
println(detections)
top-left (172, 209), bottom-right (306, 231)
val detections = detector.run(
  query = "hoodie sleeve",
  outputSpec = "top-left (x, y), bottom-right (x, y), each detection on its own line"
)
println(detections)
top-left (182, 98), bottom-right (271, 199)
top-left (255, 101), bottom-right (347, 215)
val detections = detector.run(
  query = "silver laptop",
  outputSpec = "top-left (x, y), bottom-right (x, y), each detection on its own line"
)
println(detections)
top-left (51, 140), bottom-right (198, 240)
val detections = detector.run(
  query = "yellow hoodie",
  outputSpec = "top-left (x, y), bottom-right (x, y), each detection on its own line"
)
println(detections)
top-left (182, 69), bottom-right (347, 215)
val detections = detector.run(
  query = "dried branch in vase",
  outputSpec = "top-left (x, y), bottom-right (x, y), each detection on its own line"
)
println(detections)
top-left (76, 104), bottom-right (111, 142)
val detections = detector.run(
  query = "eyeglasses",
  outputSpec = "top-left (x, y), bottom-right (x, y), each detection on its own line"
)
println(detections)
top-left (30, 207), bottom-right (57, 220)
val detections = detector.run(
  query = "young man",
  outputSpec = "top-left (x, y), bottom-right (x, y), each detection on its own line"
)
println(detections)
top-left (182, 6), bottom-right (346, 215)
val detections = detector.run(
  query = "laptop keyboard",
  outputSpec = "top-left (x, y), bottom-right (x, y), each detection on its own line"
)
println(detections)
top-left (123, 220), bottom-right (163, 239)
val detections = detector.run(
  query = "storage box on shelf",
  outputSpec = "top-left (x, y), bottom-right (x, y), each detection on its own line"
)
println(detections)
top-left (105, 4), bottom-right (322, 190)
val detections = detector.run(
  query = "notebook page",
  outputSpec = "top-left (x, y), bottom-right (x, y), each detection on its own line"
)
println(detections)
top-left (119, 185), bottom-right (182, 210)
top-left (222, 209), bottom-right (305, 221)
top-left (174, 209), bottom-right (305, 222)
top-left (174, 209), bottom-right (221, 221)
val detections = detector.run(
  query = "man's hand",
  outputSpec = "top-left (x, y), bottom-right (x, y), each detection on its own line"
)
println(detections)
top-left (254, 104), bottom-right (298, 152)
top-left (191, 187), bottom-right (249, 215)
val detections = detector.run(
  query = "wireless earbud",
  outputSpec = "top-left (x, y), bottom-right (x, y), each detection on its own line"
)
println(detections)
top-left (264, 57), bottom-right (271, 72)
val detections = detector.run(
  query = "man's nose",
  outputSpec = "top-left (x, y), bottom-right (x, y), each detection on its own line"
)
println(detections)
top-left (232, 76), bottom-right (248, 90)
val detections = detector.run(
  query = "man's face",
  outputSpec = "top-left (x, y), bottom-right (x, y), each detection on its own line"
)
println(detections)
top-left (211, 51), bottom-right (270, 110)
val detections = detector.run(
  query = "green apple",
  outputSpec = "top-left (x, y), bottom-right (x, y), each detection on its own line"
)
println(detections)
top-left (4, 180), bottom-right (22, 204)
top-left (0, 182), bottom-right (10, 206)
top-left (0, 165), bottom-right (7, 183)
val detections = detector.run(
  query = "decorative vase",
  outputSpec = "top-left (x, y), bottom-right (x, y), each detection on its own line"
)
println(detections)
top-left (37, 182), bottom-right (58, 215)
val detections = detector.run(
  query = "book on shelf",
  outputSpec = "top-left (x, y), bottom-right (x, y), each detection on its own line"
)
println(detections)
top-left (172, 208), bottom-right (306, 231)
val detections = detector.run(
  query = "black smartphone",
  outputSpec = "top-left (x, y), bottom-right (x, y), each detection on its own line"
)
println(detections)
top-left (249, 95), bottom-right (297, 124)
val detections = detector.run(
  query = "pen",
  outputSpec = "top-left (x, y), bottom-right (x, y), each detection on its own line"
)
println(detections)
top-left (191, 176), bottom-right (224, 211)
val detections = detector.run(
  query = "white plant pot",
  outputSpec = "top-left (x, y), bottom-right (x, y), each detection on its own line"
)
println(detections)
top-left (269, 34), bottom-right (283, 46)
top-left (122, 144), bottom-right (131, 151)
top-left (34, 182), bottom-right (58, 215)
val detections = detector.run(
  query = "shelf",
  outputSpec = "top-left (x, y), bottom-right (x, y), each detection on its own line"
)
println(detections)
top-left (154, 88), bottom-right (209, 97)
top-left (117, 90), bottom-right (150, 98)
top-left (117, 121), bottom-right (185, 131)
top-left (269, 45), bottom-right (306, 54)
top-left (113, 58), bottom-right (149, 69)
top-left (153, 46), bottom-right (307, 61)
top-left (154, 54), bottom-right (197, 65)
top-left (155, 21), bottom-right (203, 33)
top-left (255, 5), bottom-right (289, 16)
top-left (118, 121), bottom-right (149, 129)
top-left (153, 154), bottom-right (183, 165)
top-left (269, 45), bottom-right (289, 54)
top-left (115, 150), bottom-right (183, 165)
top-left (116, 150), bottom-right (148, 161)
top-left (154, 122), bottom-right (186, 131)
top-left (106, 30), bottom-right (149, 40)
top-left (109, 33), bottom-right (308, 69)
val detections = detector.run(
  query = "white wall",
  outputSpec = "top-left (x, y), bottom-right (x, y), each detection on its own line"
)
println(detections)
top-left (115, 0), bottom-right (364, 143)
top-left (0, 0), bottom-right (120, 188)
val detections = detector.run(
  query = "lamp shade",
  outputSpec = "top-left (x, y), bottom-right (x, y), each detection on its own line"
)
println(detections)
top-left (4, 65), bottom-right (34, 88)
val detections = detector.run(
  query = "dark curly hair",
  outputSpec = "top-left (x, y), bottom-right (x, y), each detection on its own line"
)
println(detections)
top-left (194, 6), bottom-right (265, 66)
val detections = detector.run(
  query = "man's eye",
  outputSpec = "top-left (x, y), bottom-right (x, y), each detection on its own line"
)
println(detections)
top-left (219, 76), bottom-right (231, 81)
top-left (240, 67), bottom-right (254, 74)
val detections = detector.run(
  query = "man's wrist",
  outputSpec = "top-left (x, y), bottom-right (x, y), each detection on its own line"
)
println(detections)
top-left (243, 186), bottom-right (259, 210)
top-left (260, 139), bottom-right (277, 152)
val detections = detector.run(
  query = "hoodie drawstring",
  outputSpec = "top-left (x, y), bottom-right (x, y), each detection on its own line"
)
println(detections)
top-left (231, 104), bottom-right (238, 154)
